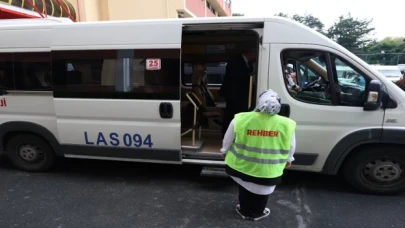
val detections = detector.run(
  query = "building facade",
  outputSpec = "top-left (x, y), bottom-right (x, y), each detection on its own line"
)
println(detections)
top-left (67, 0), bottom-right (232, 22)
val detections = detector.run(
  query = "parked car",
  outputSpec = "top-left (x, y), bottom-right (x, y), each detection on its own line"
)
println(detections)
top-left (398, 64), bottom-right (405, 74)
top-left (370, 65), bottom-right (403, 82)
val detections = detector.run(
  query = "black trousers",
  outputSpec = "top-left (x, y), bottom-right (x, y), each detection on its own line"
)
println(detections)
top-left (238, 184), bottom-right (269, 217)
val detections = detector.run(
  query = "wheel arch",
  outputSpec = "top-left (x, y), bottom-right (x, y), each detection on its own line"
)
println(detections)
top-left (0, 121), bottom-right (62, 156)
top-left (323, 128), bottom-right (405, 175)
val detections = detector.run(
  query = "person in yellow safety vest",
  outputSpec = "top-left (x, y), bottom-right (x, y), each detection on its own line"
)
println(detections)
top-left (220, 89), bottom-right (296, 221)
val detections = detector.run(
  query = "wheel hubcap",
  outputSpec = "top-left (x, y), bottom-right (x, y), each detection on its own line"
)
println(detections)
top-left (363, 158), bottom-right (403, 184)
top-left (18, 144), bottom-right (43, 163)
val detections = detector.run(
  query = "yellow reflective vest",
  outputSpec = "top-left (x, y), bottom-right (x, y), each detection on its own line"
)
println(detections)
top-left (225, 111), bottom-right (296, 179)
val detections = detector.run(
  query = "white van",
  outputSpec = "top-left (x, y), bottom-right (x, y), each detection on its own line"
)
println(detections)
top-left (0, 17), bottom-right (404, 195)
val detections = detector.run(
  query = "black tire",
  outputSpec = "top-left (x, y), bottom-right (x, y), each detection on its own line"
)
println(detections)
top-left (343, 146), bottom-right (405, 195)
top-left (6, 134), bottom-right (56, 172)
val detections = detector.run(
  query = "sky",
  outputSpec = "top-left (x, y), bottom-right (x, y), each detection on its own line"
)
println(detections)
top-left (232, 0), bottom-right (403, 40)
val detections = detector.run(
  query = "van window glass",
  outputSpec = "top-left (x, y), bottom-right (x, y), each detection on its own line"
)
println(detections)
top-left (281, 50), bottom-right (333, 105)
top-left (52, 49), bottom-right (180, 100)
top-left (52, 50), bottom-right (117, 98)
top-left (183, 62), bottom-right (226, 86)
top-left (14, 52), bottom-right (52, 91)
top-left (0, 53), bottom-right (15, 90)
top-left (331, 54), bottom-right (368, 107)
top-left (133, 49), bottom-right (180, 100)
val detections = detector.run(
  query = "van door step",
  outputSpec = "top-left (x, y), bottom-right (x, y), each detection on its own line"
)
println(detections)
top-left (200, 167), bottom-right (229, 178)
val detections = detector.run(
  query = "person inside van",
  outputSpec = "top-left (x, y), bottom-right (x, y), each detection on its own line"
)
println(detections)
top-left (282, 60), bottom-right (300, 93)
top-left (221, 89), bottom-right (296, 221)
top-left (219, 47), bottom-right (256, 137)
top-left (395, 72), bottom-right (405, 91)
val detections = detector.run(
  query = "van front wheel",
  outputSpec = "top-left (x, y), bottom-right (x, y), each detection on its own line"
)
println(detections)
top-left (6, 134), bottom-right (56, 172)
top-left (343, 146), bottom-right (405, 195)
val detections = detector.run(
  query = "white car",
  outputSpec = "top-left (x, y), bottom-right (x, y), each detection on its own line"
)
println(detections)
top-left (371, 65), bottom-right (403, 82)
top-left (398, 64), bottom-right (405, 74)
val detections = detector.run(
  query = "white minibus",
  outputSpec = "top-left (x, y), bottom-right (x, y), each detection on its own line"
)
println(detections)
top-left (0, 16), bottom-right (404, 195)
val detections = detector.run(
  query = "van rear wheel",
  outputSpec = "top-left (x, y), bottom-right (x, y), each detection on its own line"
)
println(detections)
top-left (343, 146), bottom-right (405, 195)
top-left (6, 134), bottom-right (56, 172)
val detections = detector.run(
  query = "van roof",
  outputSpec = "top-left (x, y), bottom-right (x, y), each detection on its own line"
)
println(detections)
top-left (0, 16), bottom-right (367, 72)
top-left (0, 16), bottom-right (274, 28)
top-left (0, 16), bottom-right (343, 48)
top-left (0, 18), bottom-right (74, 26)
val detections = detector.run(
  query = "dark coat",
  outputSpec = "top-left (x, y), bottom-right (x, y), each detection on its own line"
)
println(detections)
top-left (220, 55), bottom-right (254, 108)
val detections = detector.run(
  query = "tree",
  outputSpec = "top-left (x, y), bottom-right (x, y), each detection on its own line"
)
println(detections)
top-left (292, 13), bottom-right (325, 34)
top-left (363, 37), bottom-right (405, 64)
top-left (366, 37), bottom-right (405, 53)
top-left (232, 13), bottom-right (244, 16)
top-left (274, 12), bottom-right (289, 18)
top-left (327, 13), bottom-right (376, 53)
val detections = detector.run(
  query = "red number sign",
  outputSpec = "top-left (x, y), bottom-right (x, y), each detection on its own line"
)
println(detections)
top-left (146, 58), bottom-right (161, 70)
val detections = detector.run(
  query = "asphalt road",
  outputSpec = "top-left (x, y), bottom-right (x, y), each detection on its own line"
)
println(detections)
top-left (0, 155), bottom-right (404, 228)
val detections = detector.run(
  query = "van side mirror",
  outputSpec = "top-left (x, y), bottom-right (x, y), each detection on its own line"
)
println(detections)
top-left (279, 104), bottom-right (291, 117)
top-left (364, 80), bottom-right (383, 111)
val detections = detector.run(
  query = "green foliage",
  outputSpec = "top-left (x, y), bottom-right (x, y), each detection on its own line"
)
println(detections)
top-left (249, 11), bottom-right (404, 64)
top-left (232, 13), bottom-right (244, 16)
top-left (292, 13), bottom-right (325, 34)
top-left (366, 37), bottom-right (405, 53)
top-left (362, 37), bottom-right (405, 64)
top-left (274, 12), bottom-right (289, 18)
top-left (327, 13), bottom-right (375, 53)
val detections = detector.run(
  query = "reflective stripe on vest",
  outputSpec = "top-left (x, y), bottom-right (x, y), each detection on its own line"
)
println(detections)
top-left (228, 146), bottom-right (290, 164)
top-left (225, 111), bottom-right (296, 179)
top-left (233, 143), bottom-right (290, 155)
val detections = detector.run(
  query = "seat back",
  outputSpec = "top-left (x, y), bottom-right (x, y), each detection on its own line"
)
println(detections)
top-left (191, 72), bottom-right (216, 107)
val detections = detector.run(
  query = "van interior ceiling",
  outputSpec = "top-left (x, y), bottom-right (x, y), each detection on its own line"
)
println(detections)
top-left (180, 29), bottom-right (260, 159)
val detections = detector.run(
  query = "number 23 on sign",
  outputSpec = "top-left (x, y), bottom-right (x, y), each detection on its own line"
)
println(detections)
top-left (146, 58), bottom-right (161, 70)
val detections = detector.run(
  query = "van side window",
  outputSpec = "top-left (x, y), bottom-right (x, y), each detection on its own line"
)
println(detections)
top-left (281, 50), bottom-right (333, 105)
top-left (183, 62), bottom-right (226, 86)
top-left (134, 49), bottom-right (180, 100)
top-left (330, 54), bottom-right (368, 107)
top-left (52, 50), bottom-right (118, 98)
top-left (52, 49), bottom-right (180, 100)
top-left (14, 52), bottom-right (52, 91)
top-left (0, 53), bottom-right (15, 90)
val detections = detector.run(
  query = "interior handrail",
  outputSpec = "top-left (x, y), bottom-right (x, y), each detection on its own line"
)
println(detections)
top-left (181, 92), bottom-right (202, 146)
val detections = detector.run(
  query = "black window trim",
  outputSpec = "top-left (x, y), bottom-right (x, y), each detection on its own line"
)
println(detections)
top-left (0, 49), bottom-right (182, 100)
top-left (328, 52), bottom-right (373, 107)
top-left (329, 52), bottom-right (372, 88)
top-left (281, 48), bottom-right (372, 107)
top-left (280, 48), bottom-right (334, 106)
top-left (325, 52), bottom-right (339, 105)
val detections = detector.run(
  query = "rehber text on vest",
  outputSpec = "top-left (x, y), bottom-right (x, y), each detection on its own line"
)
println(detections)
top-left (246, 130), bottom-right (279, 137)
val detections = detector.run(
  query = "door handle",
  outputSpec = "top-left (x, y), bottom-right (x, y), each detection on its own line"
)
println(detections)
top-left (159, 102), bottom-right (173, 119)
